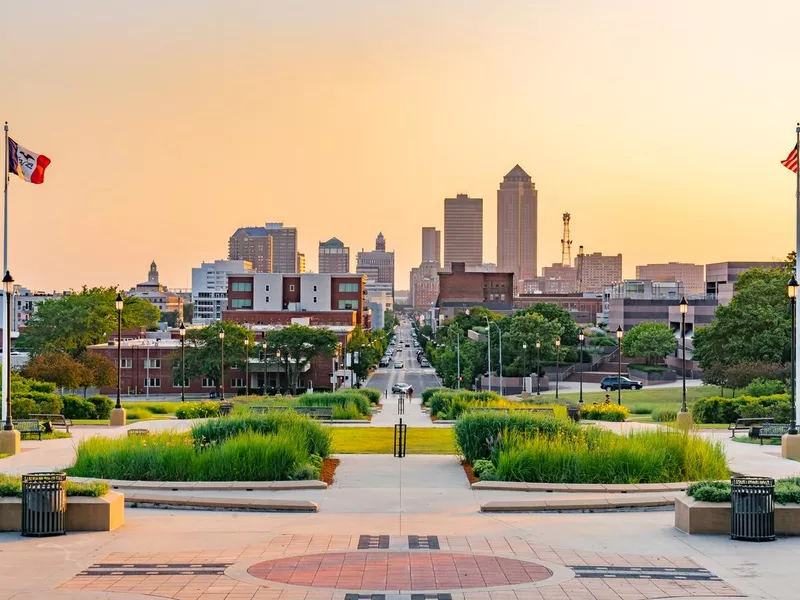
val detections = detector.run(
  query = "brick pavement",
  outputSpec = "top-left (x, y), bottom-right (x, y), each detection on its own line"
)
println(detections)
top-left (58, 534), bottom-right (743, 599)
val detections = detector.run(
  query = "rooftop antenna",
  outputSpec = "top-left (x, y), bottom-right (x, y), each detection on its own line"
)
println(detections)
top-left (561, 212), bottom-right (572, 267)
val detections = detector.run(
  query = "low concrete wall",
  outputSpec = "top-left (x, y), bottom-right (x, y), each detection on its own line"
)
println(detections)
top-left (0, 492), bottom-right (124, 532)
top-left (628, 366), bottom-right (677, 384)
top-left (674, 495), bottom-right (800, 535)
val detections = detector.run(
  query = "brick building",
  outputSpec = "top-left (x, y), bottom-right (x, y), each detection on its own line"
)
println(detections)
top-left (318, 237), bottom-right (350, 273)
top-left (576, 252), bottom-right (622, 293)
top-left (436, 262), bottom-right (514, 319)
top-left (636, 262), bottom-right (705, 295)
top-left (514, 294), bottom-right (601, 324)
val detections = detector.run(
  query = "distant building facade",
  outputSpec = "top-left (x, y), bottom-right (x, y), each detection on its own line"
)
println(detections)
top-left (705, 261), bottom-right (784, 304)
top-left (421, 227), bottom-right (441, 267)
top-left (191, 259), bottom-right (254, 323)
top-left (296, 252), bottom-right (306, 274)
top-left (636, 262), bottom-right (704, 295)
top-left (129, 261), bottom-right (184, 317)
top-left (444, 194), bottom-right (483, 269)
top-left (228, 222), bottom-right (298, 274)
top-left (497, 165), bottom-right (537, 291)
top-left (514, 293), bottom-right (601, 324)
top-left (576, 252), bottom-right (622, 293)
top-left (318, 237), bottom-right (350, 273)
top-left (410, 261), bottom-right (440, 309)
top-left (436, 262), bottom-right (514, 319)
top-left (356, 232), bottom-right (395, 299)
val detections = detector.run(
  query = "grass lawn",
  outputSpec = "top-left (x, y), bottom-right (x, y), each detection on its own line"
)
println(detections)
top-left (331, 427), bottom-right (456, 454)
top-left (557, 385), bottom-right (722, 409)
top-left (42, 431), bottom-right (72, 440)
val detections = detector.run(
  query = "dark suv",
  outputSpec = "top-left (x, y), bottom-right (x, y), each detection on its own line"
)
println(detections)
top-left (600, 376), bottom-right (643, 391)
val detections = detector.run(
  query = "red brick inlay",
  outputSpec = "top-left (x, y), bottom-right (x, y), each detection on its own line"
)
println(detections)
top-left (247, 551), bottom-right (553, 590)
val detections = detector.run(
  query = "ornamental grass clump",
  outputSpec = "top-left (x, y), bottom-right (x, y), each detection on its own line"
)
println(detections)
top-left (494, 429), bottom-right (728, 484)
top-left (579, 403), bottom-right (630, 421)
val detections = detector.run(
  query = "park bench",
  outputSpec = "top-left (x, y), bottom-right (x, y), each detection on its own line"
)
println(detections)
top-left (757, 423), bottom-right (791, 445)
top-left (127, 428), bottom-right (150, 436)
top-left (471, 407), bottom-right (510, 413)
top-left (14, 419), bottom-right (43, 440)
top-left (29, 413), bottom-right (72, 433)
top-left (249, 405), bottom-right (293, 414)
top-left (293, 406), bottom-right (333, 421)
top-left (516, 407), bottom-right (556, 416)
top-left (728, 417), bottom-right (773, 438)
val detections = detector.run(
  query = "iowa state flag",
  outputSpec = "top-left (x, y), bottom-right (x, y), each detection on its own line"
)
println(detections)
top-left (8, 138), bottom-right (50, 184)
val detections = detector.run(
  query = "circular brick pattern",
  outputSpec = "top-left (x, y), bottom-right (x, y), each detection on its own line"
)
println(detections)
top-left (247, 551), bottom-right (553, 590)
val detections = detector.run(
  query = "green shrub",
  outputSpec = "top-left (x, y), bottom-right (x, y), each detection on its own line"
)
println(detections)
top-left (688, 478), bottom-right (800, 505)
top-left (652, 409), bottom-right (678, 422)
top-left (0, 474), bottom-right (108, 497)
top-left (358, 388), bottom-right (382, 404)
top-left (63, 395), bottom-right (98, 419)
top-left (87, 396), bottom-right (115, 419)
top-left (628, 405), bottom-right (653, 415)
top-left (428, 390), bottom-right (504, 418)
top-left (454, 411), bottom-right (581, 463)
top-left (579, 403), bottom-right (630, 421)
top-left (33, 394), bottom-right (64, 415)
top-left (693, 394), bottom-right (792, 424)
top-left (495, 429), bottom-right (728, 484)
top-left (125, 408), bottom-right (150, 421)
top-left (421, 387), bottom-right (450, 405)
top-left (10, 397), bottom-right (37, 419)
top-left (743, 378), bottom-right (786, 397)
top-left (297, 392), bottom-right (370, 417)
top-left (28, 380), bottom-right (57, 393)
top-left (190, 412), bottom-right (332, 458)
top-left (175, 401), bottom-right (221, 419)
top-left (332, 402), bottom-right (362, 420)
top-left (129, 402), bottom-right (172, 415)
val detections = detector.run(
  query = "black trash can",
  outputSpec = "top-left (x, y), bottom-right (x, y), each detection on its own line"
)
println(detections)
top-left (730, 476), bottom-right (775, 542)
top-left (219, 401), bottom-right (233, 417)
top-left (567, 405), bottom-right (581, 422)
top-left (21, 472), bottom-right (67, 537)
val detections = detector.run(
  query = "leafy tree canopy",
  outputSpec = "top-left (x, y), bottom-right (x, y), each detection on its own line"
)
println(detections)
top-left (19, 287), bottom-right (160, 357)
top-left (177, 321), bottom-right (253, 393)
top-left (266, 324), bottom-right (339, 393)
top-left (622, 322), bottom-right (677, 364)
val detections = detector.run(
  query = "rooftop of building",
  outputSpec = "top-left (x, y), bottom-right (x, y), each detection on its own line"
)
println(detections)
top-left (319, 237), bottom-right (346, 248)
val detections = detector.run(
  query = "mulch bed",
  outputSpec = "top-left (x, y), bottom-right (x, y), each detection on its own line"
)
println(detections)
top-left (462, 461), bottom-right (479, 484)
top-left (321, 458), bottom-right (340, 486)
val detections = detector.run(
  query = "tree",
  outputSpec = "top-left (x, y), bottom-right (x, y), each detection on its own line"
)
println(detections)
top-left (266, 324), bottom-right (339, 394)
top-left (693, 267), bottom-right (792, 370)
top-left (19, 287), bottom-right (160, 357)
top-left (346, 325), bottom-right (383, 383)
top-left (517, 303), bottom-right (579, 346)
top-left (21, 352), bottom-right (87, 391)
top-left (78, 353), bottom-right (116, 397)
top-left (504, 312), bottom-right (564, 376)
top-left (382, 310), bottom-right (398, 333)
top-left (161, 311), bottom-right (180, 327)
top-left (177, 321), bottom-right (253, 395)
top-left (622, 322), bottom-right (677, 364)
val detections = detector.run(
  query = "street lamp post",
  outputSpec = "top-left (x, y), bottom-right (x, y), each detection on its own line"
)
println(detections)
top-left (276, 350), bottom-right (282, 393)
top-left (578, 332), bottom-right (585, 404)
top-left (522, 342), bottom-right (528, 393)
top-left (244, 338), bottom-right (250, 397)
top-left (788, 278), bottom-right (798, 435)
top-left (535, 340), bottom-right (541, 395)
top-left (2, 272), bottom-right (13, 431)
top-left (115, 293), bottom-right (123, 409)
top-left (485, 317), bottom-right (492, 393)
top-left (456, 332), bottom-right (461, 390)
top-left (616, 326), bottom-right (623, 406)
top-left (555, 337), bottom-right (561, 399)
top-left (677, 297), bottom-right (692, 429)
top-left (219, 329), bottom-right (225, 401)
top-left (179, 322), bottom-right (186, 402)
top-left (262, 340), bottom-right (268, 395)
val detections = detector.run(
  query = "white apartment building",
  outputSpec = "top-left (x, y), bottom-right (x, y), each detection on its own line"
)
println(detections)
top-left (191, 260), bottom-right (254, 323)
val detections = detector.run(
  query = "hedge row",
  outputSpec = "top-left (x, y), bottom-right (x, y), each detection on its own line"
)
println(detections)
top-left (692, 395), bottom-right (791, 424)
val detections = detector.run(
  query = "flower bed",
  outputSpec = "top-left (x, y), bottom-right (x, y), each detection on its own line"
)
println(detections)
top-left (69, 413), bottom-right (331, 481)
top-left (579, 403), bottom-right (630, 421)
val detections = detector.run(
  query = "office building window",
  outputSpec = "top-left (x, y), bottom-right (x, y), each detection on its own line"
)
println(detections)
top-left (289, 284), bottom-right (295, 292)
top-left (120, 358), bottom-right (132, 369)
top-left (265, 296), bottom-right (270, 303)
top-left (202, 378), bottom-right (216, 388)
top-left (338, 300), bottom-right (358, 309)
top-left (338, 282), bottom-right (359, 292)
top-left (231, 282), bottom-right (252, 292)
top-left (231, 378), bottom-right (245, 388)
top-left (143, 358), bottom-right (162, 369)
top-left (144, 377), bottom-right (161, 388)
top-left (265, 285), bottom-right (270, 291)
top-left (231, 298), bottom-right (252, 308)
top-left (313, 285), bottom-right (318, 292)
top-left (313, 296), bottom-right (317, 303)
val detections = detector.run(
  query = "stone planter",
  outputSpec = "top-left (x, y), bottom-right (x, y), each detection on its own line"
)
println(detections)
top-left (628, 366), bottom-right (677, 384)
top-left (0, 491), bottom-right (124, 532)
top-left (674, 495), bottom-right (800, 535)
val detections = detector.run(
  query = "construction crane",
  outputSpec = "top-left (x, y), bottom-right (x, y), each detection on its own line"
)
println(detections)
top-left (560, 212), bottom-right (572, 267)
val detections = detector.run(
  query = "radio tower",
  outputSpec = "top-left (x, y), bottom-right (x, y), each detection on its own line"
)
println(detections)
top-left (560, 212), bottom-right (572, 267)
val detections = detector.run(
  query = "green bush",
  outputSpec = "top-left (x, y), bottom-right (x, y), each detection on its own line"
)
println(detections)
top-left (297, 392), bottom-right (370, 417)
top-left (10, 397), bottom-right (37, 419)
top-left (428, 390), bottom-right (504, 418)
top-left (628, 405), bottom-right (653, 415)
top-left (743, 378), bottom-right (786, 397)
top-left (496, 429), bottom-right (728, 484)
top-left (652, 409), bottom-right (678, 422)
top-left (454, 411), bottom-right (581, 463)
top-left (332, 402), bottom-right (362, 420)
top-left (693, 395), bottom-right (791, 424)
top-left (87, 396), bottom-right (114, 419)
top-left (63, 395), bottom-right (97, 420)
top-left (125, 408), bottom-right (151, 421)
top-left (0, 474), bottom-right (108, 497)
top-left (579, 403), bottom-right (630, 421)
top-left (421, 387), bottom-right (450, 405)
top-left (190, 412), bottom-right (332, 458)
top-left (688, 478), bottom-right (800, 505)
top-left (358, 388), bottom-right (382, 404)
top-left (175, 401), bottom-right (221, 419)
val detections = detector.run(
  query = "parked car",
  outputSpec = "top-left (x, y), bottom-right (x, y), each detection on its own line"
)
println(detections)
top-left (394, 361), bottom-right (405, 369)
top-left (420, 360), bottom-right (431, 368)
top-left (379, 358), bottom-right (389, 367)
top-left (392, 382), bottom-right (411, 393)
top-left (600, 376), bottom-right (643, 391)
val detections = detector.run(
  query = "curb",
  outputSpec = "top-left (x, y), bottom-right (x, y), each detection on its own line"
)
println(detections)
top-left (481, 495), bottom-right (676, 512)
top-left (472, 481), bottom-right (688, 493)
top-left (68, 477), bottom-right (327, 491)
top-left (124, 492), bottom-right (318, 512)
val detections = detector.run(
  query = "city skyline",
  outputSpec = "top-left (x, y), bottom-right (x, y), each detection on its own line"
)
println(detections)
top-left (3, 1), bottom-right (800, 291)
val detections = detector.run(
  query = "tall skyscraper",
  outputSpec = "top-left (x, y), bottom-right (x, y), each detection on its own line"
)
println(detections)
top-left (318, 237), bottom-right (350, 273)
top-left (497, 165), bottom-right (537, 290)
top-left (356, 233), bottom-right (395, 299)
top-left (421, 227), bottom-right (441, 267)
top-left (228, 223), bottom-right (298, 274)
top-left (444, 194), bottom-right (482, 270)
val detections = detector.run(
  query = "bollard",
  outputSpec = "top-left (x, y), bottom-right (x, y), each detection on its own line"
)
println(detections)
top-left (394, 418), bottom-right (407, 458)
top-left (397, 393), bottom-right (405, 415)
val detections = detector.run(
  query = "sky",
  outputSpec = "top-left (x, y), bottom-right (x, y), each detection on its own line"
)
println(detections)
top-left (2, 0), bottom-right (799, 292)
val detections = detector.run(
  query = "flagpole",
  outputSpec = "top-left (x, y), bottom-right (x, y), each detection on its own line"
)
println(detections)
top-left (796, 122), bottom-right (800, 429)
top-left (2, 122), bottom-right (8, 423)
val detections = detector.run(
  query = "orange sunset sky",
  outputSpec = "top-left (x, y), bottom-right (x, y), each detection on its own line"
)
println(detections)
top-left (2, 1), bottom-right (799, 292)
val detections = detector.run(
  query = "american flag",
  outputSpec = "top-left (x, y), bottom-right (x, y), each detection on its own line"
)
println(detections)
top-left (782, 143), bottom-right (799, 173)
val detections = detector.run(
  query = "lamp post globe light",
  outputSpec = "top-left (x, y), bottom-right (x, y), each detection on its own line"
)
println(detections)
top-left (555, 337), bottom-right (561, 399)
top-left (535, 340), bottom-right (541, 395)
top-left (676, 297), bottom-right (693, 429)
top-left (244, 337), bottom-right (250, 397)
top-left (0, 271), bottom-right (19, 456)
top-left (219, 329), bottom-right (225, 401)
top-left (522, 342), bottom-right (528, 393)
top-left (578, 331), bottom-right (585, 404)
top-left (179, 322), bottom-right (186, 402)
top-left (108, 293), bottom-right (127, 426)
top-left (262, 340), bottom-right (268, 395)
top-left (616, 326), bottom-right (623, 406)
